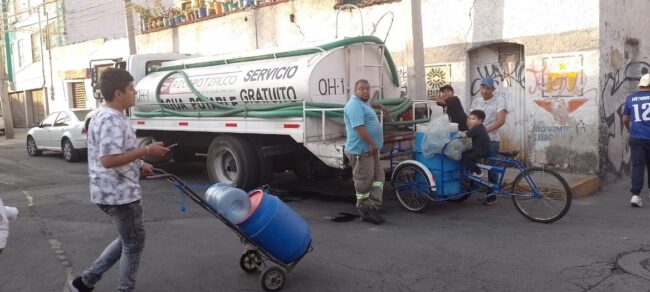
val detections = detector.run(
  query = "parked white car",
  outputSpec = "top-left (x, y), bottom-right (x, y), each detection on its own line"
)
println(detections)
top-left (26, 109), bottom-right (94, 162)
top-left (0, 116), bottom-right (4, 135)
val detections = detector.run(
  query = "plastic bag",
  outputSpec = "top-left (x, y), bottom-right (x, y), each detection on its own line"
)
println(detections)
top-left (421, 115), bottom-right (451, 158)
top-left (443, 134), bottom-right (465, 161)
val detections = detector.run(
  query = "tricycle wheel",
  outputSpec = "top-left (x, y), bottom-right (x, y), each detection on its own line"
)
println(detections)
top-left (510, 167), bottom-right (572, 223)
top-left (240, 250), bottom-right (262, 273)
top-left (260, 266), bottom-right (285, 291)
top-left (392, 163), bottom-right (432, 212)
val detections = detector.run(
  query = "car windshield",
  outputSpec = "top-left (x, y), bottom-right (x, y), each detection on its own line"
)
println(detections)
top-left (72, 110), bottom-right (92, 120)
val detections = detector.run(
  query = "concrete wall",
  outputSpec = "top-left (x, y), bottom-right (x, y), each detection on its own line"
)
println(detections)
top-left (47, 38), bottom-right (130, 112)
top-left (417, 0), bottom-right (601, 174)
top-left (598, 0), bottom-right (650, 180)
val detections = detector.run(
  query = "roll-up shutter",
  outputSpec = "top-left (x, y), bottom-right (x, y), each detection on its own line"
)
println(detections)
top-left (71, 82), bottom-right (86, 108)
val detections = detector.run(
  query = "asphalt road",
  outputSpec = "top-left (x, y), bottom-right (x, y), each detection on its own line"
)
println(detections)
top-left (1, 136), bottom-right (650, 292)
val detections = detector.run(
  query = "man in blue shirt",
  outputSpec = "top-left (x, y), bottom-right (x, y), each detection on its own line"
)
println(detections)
top-left (623, 73), bottom-right (650, 207)
top-left (344, 79), bottom-right (388, 224)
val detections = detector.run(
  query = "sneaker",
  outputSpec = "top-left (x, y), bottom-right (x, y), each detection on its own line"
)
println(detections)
top-left (483, 194), bottom-right (497, 206)
top-left (631, 195), bottom-right (643, 207)
top-left (68, 276), bottom-right (93, 292)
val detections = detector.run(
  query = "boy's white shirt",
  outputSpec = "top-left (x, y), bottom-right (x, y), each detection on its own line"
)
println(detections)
top-left (0, 198), bottom-right (18, 249)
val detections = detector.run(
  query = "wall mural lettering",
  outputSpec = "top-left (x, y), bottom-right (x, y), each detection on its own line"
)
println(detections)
top-left (526, 55), bottom-right (597, 125)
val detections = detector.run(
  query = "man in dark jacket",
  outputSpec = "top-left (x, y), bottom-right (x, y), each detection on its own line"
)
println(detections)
top-left (434, 85), bottom-right (468, 131)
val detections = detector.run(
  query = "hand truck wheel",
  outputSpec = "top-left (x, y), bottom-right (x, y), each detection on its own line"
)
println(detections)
top-left (260, 266), bottom-right (285, 291)
top-left (239, 250), bottom-right (262, 273)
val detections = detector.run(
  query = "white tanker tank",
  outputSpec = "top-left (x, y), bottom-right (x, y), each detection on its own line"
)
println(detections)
top-left (133, 36), bottom-right (403, 118)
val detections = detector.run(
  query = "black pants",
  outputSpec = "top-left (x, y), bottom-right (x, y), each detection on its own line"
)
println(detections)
top-left (461, 149), bottom-right (488, 173)
top-left (629, 137), bottom-right (650, 195)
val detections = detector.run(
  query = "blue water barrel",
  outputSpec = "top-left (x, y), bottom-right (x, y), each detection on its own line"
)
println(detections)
top-left (238, 192), bottom-right (311, 263)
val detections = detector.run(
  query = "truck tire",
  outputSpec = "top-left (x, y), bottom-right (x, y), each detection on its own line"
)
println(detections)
top-left (248, 137), bottom-right (274, 186)
top-left (207, 135), bottom-right (259, 190)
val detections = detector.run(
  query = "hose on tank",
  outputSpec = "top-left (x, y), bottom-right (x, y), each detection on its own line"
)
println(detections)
top-left (132, 69), bottom-right (429, 125)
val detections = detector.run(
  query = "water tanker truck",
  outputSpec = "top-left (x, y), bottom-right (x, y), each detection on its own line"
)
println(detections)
top-left (89, 36), bottom-right (421, 190)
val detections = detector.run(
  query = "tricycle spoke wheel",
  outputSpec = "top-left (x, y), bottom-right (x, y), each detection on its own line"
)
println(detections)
top-left (392, 163), bottom-right (432, 212)
top-left (510, 167), bottom-right (572, 223)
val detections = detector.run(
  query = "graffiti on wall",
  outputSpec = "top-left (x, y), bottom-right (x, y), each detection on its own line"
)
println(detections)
top-left (527, 55), bottom-right (597, 125)
top-left (470, 62), bottom-right (525, 96)
top-left (599, 54), bottom-right (650, 178)
top-left (425, 64), bottom-right (451, 98)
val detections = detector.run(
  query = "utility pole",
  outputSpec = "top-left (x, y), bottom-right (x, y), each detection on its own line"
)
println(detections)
top-left (124, 0), bottom-right (137, 54)
top-left (0, 1), bottom-right (14, 139)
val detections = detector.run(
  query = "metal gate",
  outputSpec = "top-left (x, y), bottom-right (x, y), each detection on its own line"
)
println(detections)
top-left (469, 61), bottom-right (528, 159)
top-left (9, 92), bottom-right (27, 128)
top-left (31, 89), bottom-right (46, 123)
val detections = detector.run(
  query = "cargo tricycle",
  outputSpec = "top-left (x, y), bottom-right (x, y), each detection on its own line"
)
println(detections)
top-left (389, 139), bottom-right (572, 223)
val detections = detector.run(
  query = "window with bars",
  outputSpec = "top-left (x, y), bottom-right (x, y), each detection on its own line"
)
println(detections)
top-left (16, 39), bottom-right (25, 68)
top-left (71, 82), bottom-right (87, 109)
top-left (31, 33), bottom-right (41, 62)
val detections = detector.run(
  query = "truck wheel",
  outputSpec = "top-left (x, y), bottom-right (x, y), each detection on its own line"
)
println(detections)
top-left (207, 135), bottom-right (259, 190)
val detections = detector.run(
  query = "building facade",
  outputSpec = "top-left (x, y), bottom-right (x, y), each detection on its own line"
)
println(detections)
top-left (4, 0), bottom-right (649, 180)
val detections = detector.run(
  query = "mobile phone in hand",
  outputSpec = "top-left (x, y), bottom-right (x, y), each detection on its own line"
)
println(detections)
top-left (166, 143), bottom-right (178, 149)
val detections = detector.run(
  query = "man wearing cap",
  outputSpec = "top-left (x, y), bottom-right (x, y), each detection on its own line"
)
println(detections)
top-left (622, 73), bottom-right (650, 207)
top-left (470, 77), bottom-right (508, 205)
top-left (433, 85), bottom-right (469, 132)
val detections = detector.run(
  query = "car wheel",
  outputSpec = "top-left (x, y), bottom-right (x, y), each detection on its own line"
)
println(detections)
top-left (62, 138), bottom-right (82, 162)
top-left (26, 136), bottom-right (43, 156)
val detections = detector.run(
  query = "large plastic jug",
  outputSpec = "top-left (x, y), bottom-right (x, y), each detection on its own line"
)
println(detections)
top-left (204, 184), bottom-right (251, 224)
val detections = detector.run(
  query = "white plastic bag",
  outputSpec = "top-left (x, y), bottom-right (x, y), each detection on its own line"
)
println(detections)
top-left (443, 133), bottom-right (465, 161)
top-left (421, 116), bottom-right (451, 158)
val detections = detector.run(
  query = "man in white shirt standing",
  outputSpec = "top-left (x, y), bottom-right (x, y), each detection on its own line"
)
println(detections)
top-left (470, 77), bottom-right (508, 205)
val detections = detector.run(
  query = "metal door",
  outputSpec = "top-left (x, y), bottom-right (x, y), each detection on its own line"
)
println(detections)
top-left (469, 43), bottom-right (528, 161)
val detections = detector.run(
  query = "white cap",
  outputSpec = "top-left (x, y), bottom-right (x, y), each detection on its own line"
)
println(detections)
top-left (639, 73), bottom-right (650, 87)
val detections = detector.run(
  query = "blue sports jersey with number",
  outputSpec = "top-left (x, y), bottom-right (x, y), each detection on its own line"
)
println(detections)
top-left (623, 91), bottom-right (650, 139)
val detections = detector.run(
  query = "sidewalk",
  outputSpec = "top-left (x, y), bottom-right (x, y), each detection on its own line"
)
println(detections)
top-left (0, 128), bottom-right (28, 148)
top-left (502, 168), bottom-right (601, 198)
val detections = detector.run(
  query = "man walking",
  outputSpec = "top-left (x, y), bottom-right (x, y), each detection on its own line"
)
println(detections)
top-left (344, 79), bottom-right (386, 224)
top-left (68, 68), bottom-right (169, 292)
top-left (470, 77), bottom-right (508, 205)
top-left (623, 73), bottom-right (650, 207)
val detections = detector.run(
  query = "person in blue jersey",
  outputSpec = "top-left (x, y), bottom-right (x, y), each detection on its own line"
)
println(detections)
top-left (344, 79), bottom-right (389, 225)
top-left (623, 73), bottom-right (650, 207)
